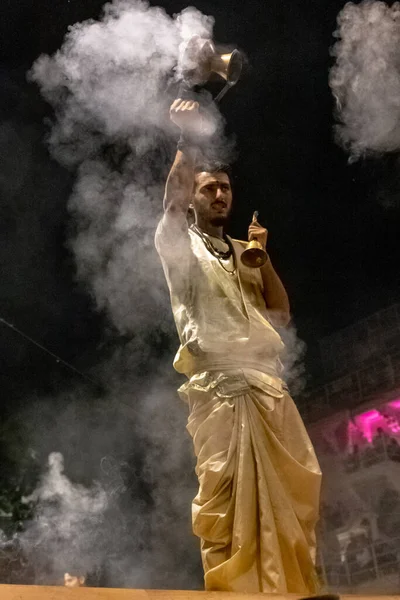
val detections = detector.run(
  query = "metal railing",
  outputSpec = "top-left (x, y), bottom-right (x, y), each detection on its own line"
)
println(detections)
top-left (318, 535), bottom-right (400, 591)
top-left (344, 438), bottom-right (400, 472)
top-left (300, 350), bottom-right (400, 423)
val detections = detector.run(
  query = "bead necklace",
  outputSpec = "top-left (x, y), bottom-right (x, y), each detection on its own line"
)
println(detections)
top-left (190, 224), bottom-right (237, 276)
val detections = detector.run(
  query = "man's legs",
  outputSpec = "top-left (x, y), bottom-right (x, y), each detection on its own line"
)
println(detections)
top-left (186, 379), bottom-right (321, 593)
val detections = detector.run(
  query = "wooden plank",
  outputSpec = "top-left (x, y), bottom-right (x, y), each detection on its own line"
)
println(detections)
top-left (0, 588), bottom-right (296, 600)
top-left (1, 586), bottom-right (400, 600)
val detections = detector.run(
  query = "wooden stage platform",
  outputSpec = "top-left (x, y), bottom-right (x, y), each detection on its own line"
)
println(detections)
top-left (0, 587), bottom-right (399, 600)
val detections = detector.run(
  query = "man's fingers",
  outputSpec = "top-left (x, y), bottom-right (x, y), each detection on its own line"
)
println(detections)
top-left (170, 98), bottom-right (182, 111)
top-left (170, 99), bottom-right (188, 113)
top-left (248, 224), bottom-right (267, 233)
top-left (171, 99), bottom-right (199, 112)
top-left (170, 98), bottom-right (201, 130)
top-left (182, 100), bottom-right (199, 111)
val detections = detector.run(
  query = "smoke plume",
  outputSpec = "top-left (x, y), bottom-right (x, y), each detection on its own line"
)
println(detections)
top-left (29, 0), bottom-right (225, 335)
top-left (1, 0), bottom-right (234, 588)
top-left (20, 452), bottom-right (108, 584)
top-left (330, 0), bottom-right (400, 158)
top-left (0, 368), bottom-right (200, 588)
top-left (280, 323), bottom-right (308, 396)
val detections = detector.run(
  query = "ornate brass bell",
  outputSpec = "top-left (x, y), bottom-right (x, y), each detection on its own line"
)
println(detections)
top-left (241, 211), bottom-right (268, 268)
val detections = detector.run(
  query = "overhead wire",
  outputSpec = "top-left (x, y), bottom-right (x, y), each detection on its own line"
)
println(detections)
top-left (0, 316), bottom-right (103, 391)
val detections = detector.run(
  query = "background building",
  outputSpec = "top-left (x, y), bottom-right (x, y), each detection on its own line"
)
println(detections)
top-left (301, 303), bottom-right (400, 593)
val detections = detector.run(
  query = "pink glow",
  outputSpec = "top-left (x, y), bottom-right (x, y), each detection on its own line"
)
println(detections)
top-left (385, 415), bottom-right (400, 434)
top-left (347, 402), bottom-right (400, 448)
top-left (386, 400), bottom-right (400, 433)
top-left (348, 420), bottom-right (361, 448)
top-left (356, 410), bottom-right (381, 443)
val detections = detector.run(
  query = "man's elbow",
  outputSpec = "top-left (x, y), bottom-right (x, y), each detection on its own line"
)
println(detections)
top-left (270, 310), bottom-right (291, 328)
top-left (278, 311), bottom-right (291, 327)
top-left (267, 302), bottom-right (291, 328)
top-left (163, 190), bottom-right (190, 214)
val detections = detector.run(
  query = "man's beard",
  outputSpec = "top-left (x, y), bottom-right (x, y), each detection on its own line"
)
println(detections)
top-left (209, 215), bottom-right (229, 227)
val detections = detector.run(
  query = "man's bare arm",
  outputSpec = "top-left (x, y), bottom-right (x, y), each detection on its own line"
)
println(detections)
top-left (259, 259), bottom-right (291, 327)
top-left (164, 148), bottom-right (196, 215)
top-left (248, 218), bottom-right (291, 327)
top-left (163, 99), bottom-right (201, 216)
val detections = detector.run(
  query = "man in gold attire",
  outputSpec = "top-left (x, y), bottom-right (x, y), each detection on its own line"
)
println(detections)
top-left (155, 99), bottom-right (322, 594)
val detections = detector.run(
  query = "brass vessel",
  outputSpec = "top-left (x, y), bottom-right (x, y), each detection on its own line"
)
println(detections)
top-left (180, 35), bottom-right (243, 102)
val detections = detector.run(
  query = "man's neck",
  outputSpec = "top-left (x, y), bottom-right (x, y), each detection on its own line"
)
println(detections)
top-left (195, 219), bottom-right (224, 239)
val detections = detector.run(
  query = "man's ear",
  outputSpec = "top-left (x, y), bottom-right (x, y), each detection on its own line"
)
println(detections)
top-left (187, 204), bottom-right (195, 225)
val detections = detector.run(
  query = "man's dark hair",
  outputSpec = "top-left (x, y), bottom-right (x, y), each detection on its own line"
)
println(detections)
top-left (194, 160), bottom-right (233, 184)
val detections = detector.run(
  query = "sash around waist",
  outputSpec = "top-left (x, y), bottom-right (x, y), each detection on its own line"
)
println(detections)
top-left (189, 353), bottom-right (282, 379)
top-left (178, 367), bottom-right (287, 404)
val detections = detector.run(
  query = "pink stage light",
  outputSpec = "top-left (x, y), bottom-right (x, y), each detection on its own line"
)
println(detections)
top-left (356, 410), bottom-right (381, 443)
top-left (348, 401), bottom-right (400, 447)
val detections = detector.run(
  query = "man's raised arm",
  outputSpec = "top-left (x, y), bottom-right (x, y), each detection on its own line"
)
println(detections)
top-left (163, 99), bottom-right (201, 216)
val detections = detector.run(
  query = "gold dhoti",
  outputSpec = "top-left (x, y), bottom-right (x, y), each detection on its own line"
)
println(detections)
top-left (180, 369), bottom-right (322, 594)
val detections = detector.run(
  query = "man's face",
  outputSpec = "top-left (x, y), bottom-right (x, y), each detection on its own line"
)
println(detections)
top-left (64, 573), bottom-right (85, 588)
top-left (192, 171), bottom-right (233, 227)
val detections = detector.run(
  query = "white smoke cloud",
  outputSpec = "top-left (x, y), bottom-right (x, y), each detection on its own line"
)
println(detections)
top-left (279, 322), bottom-right (308, 396)
top-left (19, 452), bottom-right (109, 584)
top-left (330, 0), bottom-right (400, 158)
top-left (9, 3), bottom-right (227, 585)
top-left (0, 367), bottom-right (200, 588)
top-left (0, 0), bottom-right (238, 589)
top-left (29, 0), bottom-right (224, 335)
top-left (30, 2), bottom-right (213, 159)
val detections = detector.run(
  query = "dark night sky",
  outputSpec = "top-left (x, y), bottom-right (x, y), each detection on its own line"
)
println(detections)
top-left (0, 0), bottom-right (399, 402)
